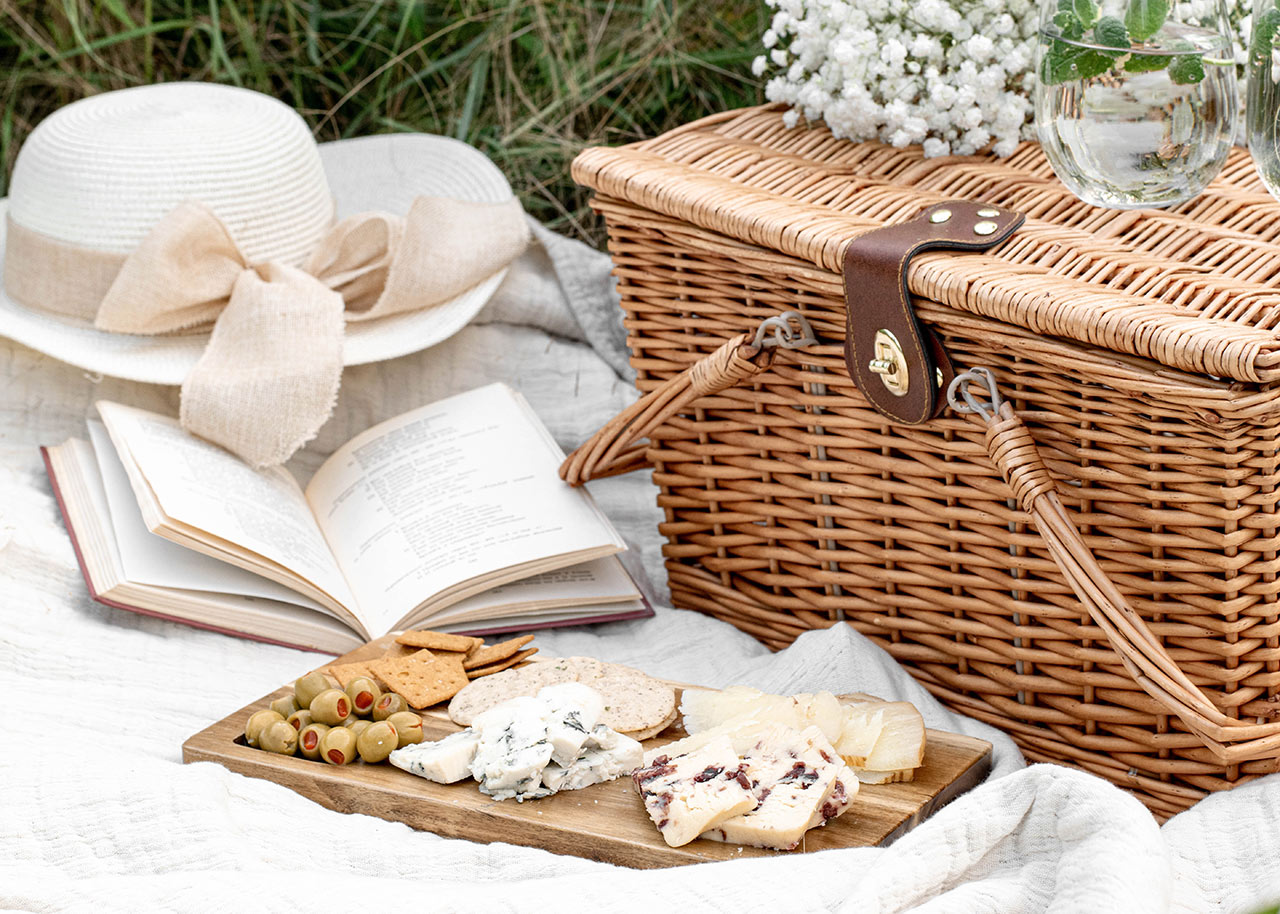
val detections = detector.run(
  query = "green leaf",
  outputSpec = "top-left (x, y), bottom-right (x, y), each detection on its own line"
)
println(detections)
top-left (1053, 10), bottom-right (1084, 39)
top-left (1073, 0), bottom-right (1100, 27)
top-left (1041, 40), bottom-right (1115, 84)
top-left (1251, 7), bottom-right (1280, 56)
top-left (1168, 52), bottom-right (1206, 83)
top-left (1123, 51), bottom-right (1172, 71)
top-left (1093, 15), bottom-right (1130, 56)
top-left (1124, 0), bottom-right (1169, 42)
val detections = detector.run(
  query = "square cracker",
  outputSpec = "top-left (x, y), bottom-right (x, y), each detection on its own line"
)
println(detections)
top-left (371, 651), bottom-right (468, 709)
top-left (395, 630), bottom-right (482, 653)
top-left (462, 635), bottom-right (535, 671)
top-left (326, 661), bottom-right (384, 690)
top-left (382, 643), bottom-right (432, 662)
top-left (466, 648), bottom-right (538, 679)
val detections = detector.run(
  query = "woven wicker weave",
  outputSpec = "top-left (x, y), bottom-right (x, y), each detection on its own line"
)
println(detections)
top-left (566, 104), bottom-right (1280, 817)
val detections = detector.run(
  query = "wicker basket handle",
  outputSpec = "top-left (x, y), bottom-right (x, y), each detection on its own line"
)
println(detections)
top-left (559, 314), bottom-right (809, 484)
top-left (561, 324), bottom-right (1280, 763)
top-left (951, 368), bottom-right (1280, 765)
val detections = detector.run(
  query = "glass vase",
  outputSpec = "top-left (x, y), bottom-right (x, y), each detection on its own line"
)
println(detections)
top-left (1247, 0), bottom-right (1280, 197)
top-left (1033, 0), bottom-right (1238, 208)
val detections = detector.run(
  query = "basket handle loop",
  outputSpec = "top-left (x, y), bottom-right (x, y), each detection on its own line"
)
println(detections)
top-left (559, 312), bottom-right (819, 485)
top-left (950, 369), bottom-right (1280, 765)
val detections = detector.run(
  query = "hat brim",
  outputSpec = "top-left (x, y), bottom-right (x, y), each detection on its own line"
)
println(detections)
top-left (0, 133), bottom-right (514, 386)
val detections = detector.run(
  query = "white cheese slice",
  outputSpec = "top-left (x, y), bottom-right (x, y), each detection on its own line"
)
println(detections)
top-left (631, 734), bottom-right (757, 847)
top-left (700, 725), bottom-right (856, 851)
top-left (542, 731), bottom-right (643, 793)
top-left (537, 682), bottom-right (605, 767)
top-left (388, 728), bottom-right (480, 784)
top-left (470, 696), bottom-right (555, 802)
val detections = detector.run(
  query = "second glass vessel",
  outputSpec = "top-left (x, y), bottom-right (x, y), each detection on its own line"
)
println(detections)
top-left (1034, 0), bottom-right (1238, 208)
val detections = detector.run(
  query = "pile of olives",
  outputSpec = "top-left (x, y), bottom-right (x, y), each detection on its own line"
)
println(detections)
top-left (244, 670), bottom-right (424, 766)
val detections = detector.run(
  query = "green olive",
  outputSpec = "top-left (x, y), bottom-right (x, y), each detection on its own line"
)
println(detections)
top-left (294, 671), bottom-right (332, 710)
top-left (387, 711), bottom-right (424, 747)
top-left (259, 720), bottom-right (298, 755)
top-left (345, 677), bottom-right (381, 717)
top-left (343, 718), bottom-right (373, 739)
top-left (298, 723), bottom-right (331, 760)
top-left (310, 688), bottom-right (351, 725)
top-left (270, 694), bottom-right (301, 718)
top-left (286, 709), bottom-right (314, 732)
top-left (319, 726), bottom-right (358, 765)
top-left (245, 709), bottom-right (285, 748)
top-left (372, 692), bottom-right (407, 721)
top-left (357, 721), bottom-right (398, 763)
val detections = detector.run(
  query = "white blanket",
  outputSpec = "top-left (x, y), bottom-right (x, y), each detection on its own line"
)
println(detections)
top-left (3, 222), bottom-right (1278, 914)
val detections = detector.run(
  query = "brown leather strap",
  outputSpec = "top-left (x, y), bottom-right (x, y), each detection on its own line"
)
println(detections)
top-left (843, 201), bottom-right (1024, 424)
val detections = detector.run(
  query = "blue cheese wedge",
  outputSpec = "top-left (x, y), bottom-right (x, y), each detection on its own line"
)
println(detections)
top-left (469, 696), bottom-right (555, 801)
top-left (542, 730), bottom-right (643, 793)
top-left (700, 725), bottom-right (856, 851)
top-left (388, 728), bottom-right (480, 784)
top-left (538, 682), bottom-right (605, 766)
top-left (631, 734), bottom-right (757, 847)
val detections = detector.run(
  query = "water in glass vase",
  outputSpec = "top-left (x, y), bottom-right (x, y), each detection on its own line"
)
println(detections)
top-left (1035, 24), bottom-right (1236, 209)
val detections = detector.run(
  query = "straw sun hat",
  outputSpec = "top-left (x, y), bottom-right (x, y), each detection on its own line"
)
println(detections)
top-left (0, 82), bottom-right (529, 466)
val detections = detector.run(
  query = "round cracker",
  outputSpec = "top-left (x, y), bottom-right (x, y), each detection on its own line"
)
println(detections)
top-left (593, 672), bottom-right (676, 733)
top-left (447, 661), bottom-right (574, 725)
top-left (622, 705), bottom-right (679, 742)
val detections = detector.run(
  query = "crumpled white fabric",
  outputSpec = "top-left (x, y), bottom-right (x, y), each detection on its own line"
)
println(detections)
top-left (3, 221), bottom-right (1280, 914)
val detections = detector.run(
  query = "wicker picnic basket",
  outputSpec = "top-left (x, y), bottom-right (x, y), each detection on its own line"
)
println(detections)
top-left (559, 104), bottom-right (1280, 817)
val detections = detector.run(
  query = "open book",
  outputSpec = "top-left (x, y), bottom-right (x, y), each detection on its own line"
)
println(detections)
top-left (43, 383), bottom-right (650, 653)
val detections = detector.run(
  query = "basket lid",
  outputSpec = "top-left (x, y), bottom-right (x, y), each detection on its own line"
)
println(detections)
top-left (573, 105), bottom-right (1280, 386)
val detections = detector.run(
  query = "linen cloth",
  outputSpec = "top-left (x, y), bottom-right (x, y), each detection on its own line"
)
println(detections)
top-left (2, 217), bottom-right (1278, 914)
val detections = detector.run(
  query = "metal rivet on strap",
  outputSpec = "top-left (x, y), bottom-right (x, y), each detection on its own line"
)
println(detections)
top-left (977, 208), bottom-right (999, 217)
top-left (974, 221), bottom-right (998, 236)
top-left (929, 209), bottom-right (952, 223)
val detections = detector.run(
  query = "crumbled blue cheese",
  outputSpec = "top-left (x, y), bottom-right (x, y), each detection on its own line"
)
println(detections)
top-left (469, 696), bottom-right (555, 802)
top-left (388, 728), bottom-right (479, 784)
top-left (538, 682), bottom-right (605, 766)
top-left (542, 731), bottom-right (643, 793)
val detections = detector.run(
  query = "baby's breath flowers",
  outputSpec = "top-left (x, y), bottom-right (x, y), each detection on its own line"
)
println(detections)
top-left (754, 0), bottom-right (1251, 157)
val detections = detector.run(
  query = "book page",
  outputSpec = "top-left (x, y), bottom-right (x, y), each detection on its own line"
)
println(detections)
top-left (87, 421), bottom-right (330, 611)
top-left (305, 383), bottom-right (624, 634)
top-left (95, 402), bottom-right (359, 614)
top-left (439, 556), bottom-right (639, 617)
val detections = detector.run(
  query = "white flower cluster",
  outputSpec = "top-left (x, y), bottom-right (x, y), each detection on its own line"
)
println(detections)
top-left (754, 0), bottom-right (1252, 157)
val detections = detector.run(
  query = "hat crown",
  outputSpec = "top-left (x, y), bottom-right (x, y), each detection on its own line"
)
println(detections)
top-left (8, 83), bottom-right (332, 267)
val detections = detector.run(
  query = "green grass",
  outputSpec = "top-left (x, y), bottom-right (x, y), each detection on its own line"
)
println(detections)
top-left (0, 1), bottom-right (766, 244)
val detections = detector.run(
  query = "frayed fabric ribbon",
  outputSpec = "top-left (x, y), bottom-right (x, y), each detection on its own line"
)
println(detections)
top-left (3, 196), bottom-right (530, 466)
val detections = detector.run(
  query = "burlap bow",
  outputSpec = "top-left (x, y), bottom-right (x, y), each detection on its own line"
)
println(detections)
top-left (5, 196), bottom-right (529, 466)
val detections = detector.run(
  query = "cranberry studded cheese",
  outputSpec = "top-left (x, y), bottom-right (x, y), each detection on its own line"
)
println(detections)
top-left (701, 725), bottom-right (856, 850)
top-left (631, 734), bottom-right (758, 847)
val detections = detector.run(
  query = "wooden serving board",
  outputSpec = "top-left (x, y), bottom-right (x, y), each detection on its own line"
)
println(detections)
top-left (183, 637), bottom-right (992, 868)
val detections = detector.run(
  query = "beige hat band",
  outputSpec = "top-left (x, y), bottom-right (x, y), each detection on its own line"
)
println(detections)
top-left (4, 216), bottom-right (131, 324)
top-left (3, 195), bottom-right (530, 466)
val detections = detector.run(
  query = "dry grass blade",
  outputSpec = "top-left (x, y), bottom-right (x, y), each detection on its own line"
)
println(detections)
top-left (0, 0), bottom-right (764, 244)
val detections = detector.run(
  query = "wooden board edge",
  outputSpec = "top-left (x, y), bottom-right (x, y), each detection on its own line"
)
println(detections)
top-left (876, 735), bottom-right (992, 846)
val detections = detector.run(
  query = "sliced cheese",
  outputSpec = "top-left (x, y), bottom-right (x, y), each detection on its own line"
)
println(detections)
top-left (835, 704), bottom-right (885, 768)
top-left (853, 701), bottom-right (925, 772)
top-left (632, 734), bottom-right (757, 847)
top-left (701, 725), bottom-right (856, 851)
